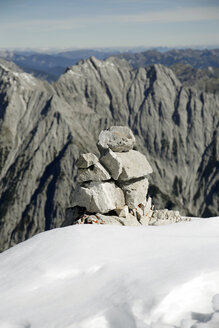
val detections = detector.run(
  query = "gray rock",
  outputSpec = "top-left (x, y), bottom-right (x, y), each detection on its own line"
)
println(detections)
top-left (78, 162), bottom-right (111, 182)
top-left (116, 150), bottom-right (153, 181)
top-left (72, 181), bottom-right (125, 214)
top-left (71, 184), bottom-right (93, 210)
top-left (96, 213), bottom-right (141, 226)
top-left (100, 148), bottom-right (123, 180)
top-left (119, 178), bottom-right (149, 209)
top-left (96, 214), bottom-right (123, 225)
top-left (116, 213), bottom-right (141, 226)
top-left (97, 126), bottom-right (135, 153)
top-left (76, 153), bottom-right (99, 168)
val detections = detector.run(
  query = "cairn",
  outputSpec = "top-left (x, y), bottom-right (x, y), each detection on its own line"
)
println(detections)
top-left (65, 126), bottom-right (190, 226)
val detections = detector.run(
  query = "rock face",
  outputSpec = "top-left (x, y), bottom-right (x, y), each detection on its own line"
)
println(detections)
top-left (0, 56), bottom-right (218, 251)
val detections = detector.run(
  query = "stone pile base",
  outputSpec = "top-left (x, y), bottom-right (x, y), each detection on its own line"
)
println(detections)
top-left (63, 206), bottom-right (190, 227)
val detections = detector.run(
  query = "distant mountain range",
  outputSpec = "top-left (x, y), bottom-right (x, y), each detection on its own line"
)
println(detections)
top-left (1, 48), bottom-right (219, 95)
top-left (0, 49), bottom-right (120, 81)
top-left (0, 55), bottom-right (218, 251)
top-left (113, 48), bottom-right (219, 94)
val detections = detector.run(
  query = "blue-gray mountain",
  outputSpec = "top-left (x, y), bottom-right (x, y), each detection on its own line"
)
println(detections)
top-left (0, 56), bottom-right (218, 251)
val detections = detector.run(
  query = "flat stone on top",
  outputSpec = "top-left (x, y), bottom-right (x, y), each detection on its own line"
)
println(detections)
top-left (97, 126), bottom-right (135, 153)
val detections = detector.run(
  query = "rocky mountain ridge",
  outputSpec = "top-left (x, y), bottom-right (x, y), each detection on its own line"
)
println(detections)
top-left (0, 56), bottom-right (218, 251)
top-left (113, 48), bottom-right (219, 94)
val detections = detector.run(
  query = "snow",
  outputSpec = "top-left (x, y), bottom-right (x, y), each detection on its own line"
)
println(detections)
top-left (0, 218), bottom-right (219, 328)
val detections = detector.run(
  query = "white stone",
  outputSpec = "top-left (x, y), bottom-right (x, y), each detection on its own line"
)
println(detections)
top-left (76, 153), bottom-right (99, 168)
top-left (96, 213), bottom-right (141, 226)
top-left (114, 205), bottom-right (129, 218)
top-left (95, 214), bottom-right (122, 225)
top-left (72, 181), bottom-right (125, 214)
top-left (136, 207), bottom-right (144, 221)
top-left (116, 150), bottom-right (153, 181)
top-left (97, 126), bottom-right (135, 153)
top-left (78, 162), bottom-right (111, 182)
top-left (116, 213), bottom-right (141, 226)
top-left (71, 184), bottom-right (92, 209)
top-left (139, 216), bottom-right (150, 226)
top-left (148, 209), bottom-right (190, 226)
top-left (120, 178), bottom-right (149, 209)
top-left (143, 197), bottom-right (152, 216)
top-left (100, 149), bottom-right (123, 180)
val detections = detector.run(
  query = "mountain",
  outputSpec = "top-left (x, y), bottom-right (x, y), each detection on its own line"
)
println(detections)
top-left (0, 56), bottom-right (218, 251)
top-left (2, 48), bottom-right (219, 84)
top-left (114, 48), bottom-right (219, 69)
top-left (113, 48), bottom-right (219, 94)
top-left (0, 49), bottom-right (120, 81)
top-left (170, 63), bottom-right (219, 94)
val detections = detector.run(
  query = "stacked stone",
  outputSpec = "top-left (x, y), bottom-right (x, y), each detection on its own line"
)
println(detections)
top-left (66, 126), bottom-right (190, 226)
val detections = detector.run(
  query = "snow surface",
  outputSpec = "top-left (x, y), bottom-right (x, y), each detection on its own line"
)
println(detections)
top-left (0, 218), bottom-right (219, 328)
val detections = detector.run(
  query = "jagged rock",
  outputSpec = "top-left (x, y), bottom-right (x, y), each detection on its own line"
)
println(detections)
top-left (135, 207), bottom-right (144, 221)
top-left (100, 149), bottom-right (123, 180)
top-left (114, 205), bottom-right (129, 218)
top-left (119, 178), bottom-right (149, 209)
top-left (149, 209), bottom-right (191, 225)
top-left (76, 153), bottom-right (99, 168)
top-left (97, 126), bottom-right (135, 153)
top-left (143, 197), bottom-right (153, 216)
top-left (116, 213), bottom-right (141, 226)
top-left (78, 162), bottom-right (111, 182)
top-left (72, 181), bottom-right (125, 214)
top-left (130, 206), bottom-right (150, 225)
top-left (116, 150), bottom-right (153, 181)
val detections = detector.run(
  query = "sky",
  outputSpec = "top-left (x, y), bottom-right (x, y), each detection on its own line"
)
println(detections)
top-left (0, 0), bottom-right (219, 50)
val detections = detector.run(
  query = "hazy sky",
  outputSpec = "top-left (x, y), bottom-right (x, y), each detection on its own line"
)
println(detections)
top-left (0, 0), bottom-right (219, 49)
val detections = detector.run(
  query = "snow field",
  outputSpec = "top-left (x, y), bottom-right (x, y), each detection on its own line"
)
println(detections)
top-left (0, 218), bottom-right (219, 328)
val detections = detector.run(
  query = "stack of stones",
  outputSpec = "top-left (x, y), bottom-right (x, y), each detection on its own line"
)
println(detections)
top-left (65, 126), bottom-right (190, 226)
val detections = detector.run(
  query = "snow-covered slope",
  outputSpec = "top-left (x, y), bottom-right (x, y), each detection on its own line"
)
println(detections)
top-left (0, 218), bottom-right (219, 328)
